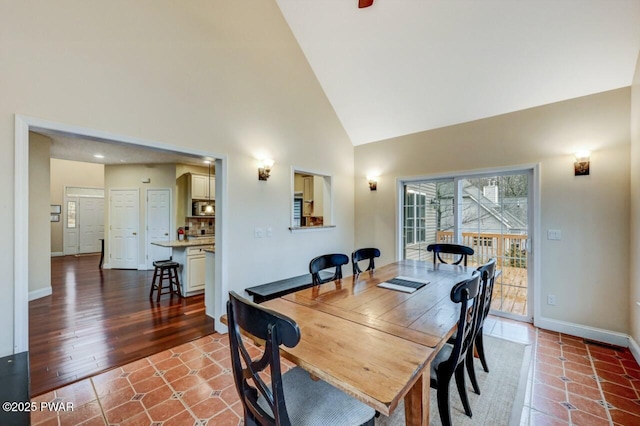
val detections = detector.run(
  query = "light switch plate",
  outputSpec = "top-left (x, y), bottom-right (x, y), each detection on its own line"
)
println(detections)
top-left (254, 227), bottom-right (264, 238)
top-left (547, 229), bottom-right (561, 240)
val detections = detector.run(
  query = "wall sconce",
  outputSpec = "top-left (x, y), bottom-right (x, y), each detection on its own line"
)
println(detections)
top-left (258, 158), bottom-right (274, 181)
top-left (574, 151), bottom-right (590, 176)
top-left (367, 175), bottom-right (378, 191)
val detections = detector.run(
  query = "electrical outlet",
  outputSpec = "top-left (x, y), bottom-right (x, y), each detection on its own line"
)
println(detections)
top-left (547, 294), bottom-right (556, 306)
top-left (254, 227), bottom-right (264, 238)
top-left (266, 227), bottom-right (273, 238)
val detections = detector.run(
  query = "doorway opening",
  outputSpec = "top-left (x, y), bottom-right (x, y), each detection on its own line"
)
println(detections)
top-left (15, 115), bottom-right (228, 394)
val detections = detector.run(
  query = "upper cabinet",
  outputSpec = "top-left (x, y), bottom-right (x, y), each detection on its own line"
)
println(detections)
top-left (177, 172), bottom-right (216, 221)
top-left (191, 174), bottom-right (215, 200)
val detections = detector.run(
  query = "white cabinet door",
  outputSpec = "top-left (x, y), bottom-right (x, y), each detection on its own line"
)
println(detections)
top-left (191, 174), bottom-right (208, 199)
top-left (147, 189), bottom-right (172, 269)
top-left (186, 254), bottom-right (206, 292)
top-left (208, 176), bottom-right (216, 200)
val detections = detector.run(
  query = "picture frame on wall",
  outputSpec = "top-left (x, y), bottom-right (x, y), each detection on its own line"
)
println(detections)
top-left (50, 214), bottom-right (60, 222)
top-left (50, 204), bottom-right (61, 214)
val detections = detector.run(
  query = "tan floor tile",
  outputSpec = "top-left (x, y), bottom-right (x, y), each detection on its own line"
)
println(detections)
top-left (163, 364), bottom-right (190, 383)
top-left (599, 380), bottom-right (638, 400)
top-left (127, 365), bottom-right (157, 384)
top-left (567, 392), bottom-right (610, 421)
top-left (532, 395), bottom-right (570, 422)
top-left (593, 360), bottom-right (626, 375)
top-left (184, 354), bottom-right (214, 370)
top-left (91, 376), bottom-right (131, 398)
top-left (208, 372), bottom-right (235, 392)
top-left (181, 382), bottom-right (216, 407)
top-left (99, 385), bottom-right (136, 412)
top-left (170, 374), bottom-right (206, 392)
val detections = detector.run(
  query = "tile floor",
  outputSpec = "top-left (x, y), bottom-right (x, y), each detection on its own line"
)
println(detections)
top-left (30, 317), bottom-right (640, 425)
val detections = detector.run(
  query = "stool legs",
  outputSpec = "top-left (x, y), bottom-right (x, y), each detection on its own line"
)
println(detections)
top-left (150, 265), bottom-right (182, 301)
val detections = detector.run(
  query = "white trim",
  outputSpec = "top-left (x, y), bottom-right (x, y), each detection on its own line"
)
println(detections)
top-left (531, 164), bottom-right (541, 325)
top-left (290, 166), bottom-right (334, 228)
top-left (14, 114), bottom-right (228, 351)
top-left (212, 158), bottom-right (228, 334)
top-left (29, 287), bottom-right (52, 301)
top-left (51, 252), bottom-right (64, 257)
top-left (535, 316), bottom-right (630, 348)
top-left (14, 116), bottom-right (29, 353)
top-left (629, 336), bottom-right (640, 366)
top-left (397, 162), bottom-right (540, 184)
top-left (137, 264), bottom-right (147, 271)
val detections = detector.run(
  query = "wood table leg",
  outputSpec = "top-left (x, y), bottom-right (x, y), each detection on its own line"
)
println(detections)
top-left (404, 368), bottom-right (429, 426)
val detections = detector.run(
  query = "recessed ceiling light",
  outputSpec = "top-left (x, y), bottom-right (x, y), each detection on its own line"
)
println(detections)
top-left (203, 160), bottom-right (211, 164)
top-left (94, 154), bottom-right (104, 159)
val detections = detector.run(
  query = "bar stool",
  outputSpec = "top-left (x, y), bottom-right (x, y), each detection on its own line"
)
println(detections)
top-left (150, 260), bottom-right (183, 302)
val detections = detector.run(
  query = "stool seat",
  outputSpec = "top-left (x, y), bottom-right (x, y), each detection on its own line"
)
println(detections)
top-left (150, 259), bottom-right (182, 301)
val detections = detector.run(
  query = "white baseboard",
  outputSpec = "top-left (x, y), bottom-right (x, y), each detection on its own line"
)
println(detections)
top-left (51, 252), bottom-right (64, 257)
top-left (535, 316), bottom-right (629, 348)
top-left (29, 287), bottom-right (52, 301)
top-left (138, 263), bottom-right (148, 271)
top-left (630, 337), bottom-right (640, 366)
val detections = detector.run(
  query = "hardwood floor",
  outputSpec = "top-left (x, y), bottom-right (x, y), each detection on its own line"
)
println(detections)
top-left (29, 255), bottom-right (214, 396)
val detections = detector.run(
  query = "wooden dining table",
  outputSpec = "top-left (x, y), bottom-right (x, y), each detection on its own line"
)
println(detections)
top-left (258, 259), bottom-right (474, 426)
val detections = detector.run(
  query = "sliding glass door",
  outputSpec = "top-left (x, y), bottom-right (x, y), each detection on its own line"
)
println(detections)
top-left (402, 170), bottom-right (532, 321)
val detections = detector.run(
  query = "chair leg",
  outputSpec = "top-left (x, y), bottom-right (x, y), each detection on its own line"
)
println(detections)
top-left (149, 267), bottom-right (159, 299)
top-left (157, 269), bottom-right (165, 302)
top-left (476, 330), bottom-right (489, 373)
top-left (455, 363), bottom-right (473, 418)
top-left (436, 372), bottom-right (453, 426)
top-left (466, 349), bottom-right (481, 395)
top-left (172, 266), bottom-right (183, 298)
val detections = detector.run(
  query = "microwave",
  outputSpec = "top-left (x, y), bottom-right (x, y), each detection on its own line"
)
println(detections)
top-left (192, 201), bottom-right (213, 216)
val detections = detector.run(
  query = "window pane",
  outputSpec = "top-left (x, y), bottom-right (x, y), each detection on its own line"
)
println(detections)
top-left (67, 201), bottom-right (76, 228)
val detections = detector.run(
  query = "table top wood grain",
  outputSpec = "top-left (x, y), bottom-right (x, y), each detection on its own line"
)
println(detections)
top-left (239, 260), bottom-right (474, 425)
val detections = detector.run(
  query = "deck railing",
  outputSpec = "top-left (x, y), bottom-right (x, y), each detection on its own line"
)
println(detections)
top-left (435, 231), bottom-right (527, 267)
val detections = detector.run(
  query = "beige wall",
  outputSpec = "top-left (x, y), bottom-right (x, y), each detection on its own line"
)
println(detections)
top-left (631, 53), bottom-right (640, 347)
top-left (0, 1), bottom-right (354, 356)
top-left (29, 133), bottom-right (51, 294)
top-left (50, 159), bottom-right (105, 254)
top-left (104, 163), bottom-right (177, 267)
top-left (355, 88), bottom-right (631, 335)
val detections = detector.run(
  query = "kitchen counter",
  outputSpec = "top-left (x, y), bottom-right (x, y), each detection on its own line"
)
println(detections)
top-left (151, 237), bottom-right (214, 248)
top-left (204, 247), bottom-right (215, 253)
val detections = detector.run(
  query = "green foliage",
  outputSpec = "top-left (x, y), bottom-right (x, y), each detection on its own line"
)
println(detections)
top-left (506, 244), bottom-right (527, 268)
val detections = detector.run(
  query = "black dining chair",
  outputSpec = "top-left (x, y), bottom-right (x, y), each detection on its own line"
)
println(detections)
top-left (427, 243), bottom-right (474, 266)
top-left (351, 248), bottom-right (381, 275)
top-left (430, 271), bottom-right (482, 426)
top-left (465, 258), bottom-right (498, 394)
top-left (309, 253), bottom-right (349, 285)
top-left (226, 291), bottom-right (376, 426)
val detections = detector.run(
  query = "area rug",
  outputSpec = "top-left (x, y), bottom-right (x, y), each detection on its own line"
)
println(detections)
top-left (376, 335), bottom-right (531, 426)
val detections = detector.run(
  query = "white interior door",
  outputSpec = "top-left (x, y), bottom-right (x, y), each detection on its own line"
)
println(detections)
top-left (147, 189), bottom-right (172, 269)
top-left (110, 189), bottom-right (139, 269)
top-left (79, 197), bottom-right (105, 253)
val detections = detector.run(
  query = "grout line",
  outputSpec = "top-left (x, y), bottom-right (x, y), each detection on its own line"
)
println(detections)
top-left (583, 342), bottom-right (614, 425)
top-left (88, 376), bottom-right (109, 426)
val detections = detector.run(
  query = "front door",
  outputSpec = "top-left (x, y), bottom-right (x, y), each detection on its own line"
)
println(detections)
top-left (110, 189), bottom-right (139, 269)
top-left (146, 189), bottom-right (172, 269)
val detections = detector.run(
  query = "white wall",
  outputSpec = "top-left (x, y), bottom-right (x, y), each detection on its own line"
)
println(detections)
top-left (355, 88), bottom-right (630, 336)
top-left (50, 159), bottom-right (105, 254)
top-left (29, 133), bottom-right (51, 295)
top-left (1, 0), bottom-right (354, 356)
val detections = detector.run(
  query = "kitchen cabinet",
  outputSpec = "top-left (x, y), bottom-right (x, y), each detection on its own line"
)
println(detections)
top-left (190, 174), bottom-right (215, 200)
top-left (171, 244), bottom-right (211, 295)
top-left (302, 176), bottom-right (323, 217)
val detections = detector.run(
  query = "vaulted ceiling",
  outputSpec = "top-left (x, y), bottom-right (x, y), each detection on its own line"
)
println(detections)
top-left (276, 0), bottom-right (640, 146)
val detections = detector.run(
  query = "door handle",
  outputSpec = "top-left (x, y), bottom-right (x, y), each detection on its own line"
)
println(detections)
top-left (164, 233), bottom-right (169, 236)
top-left (132, 232), bottom-right (137, 235)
